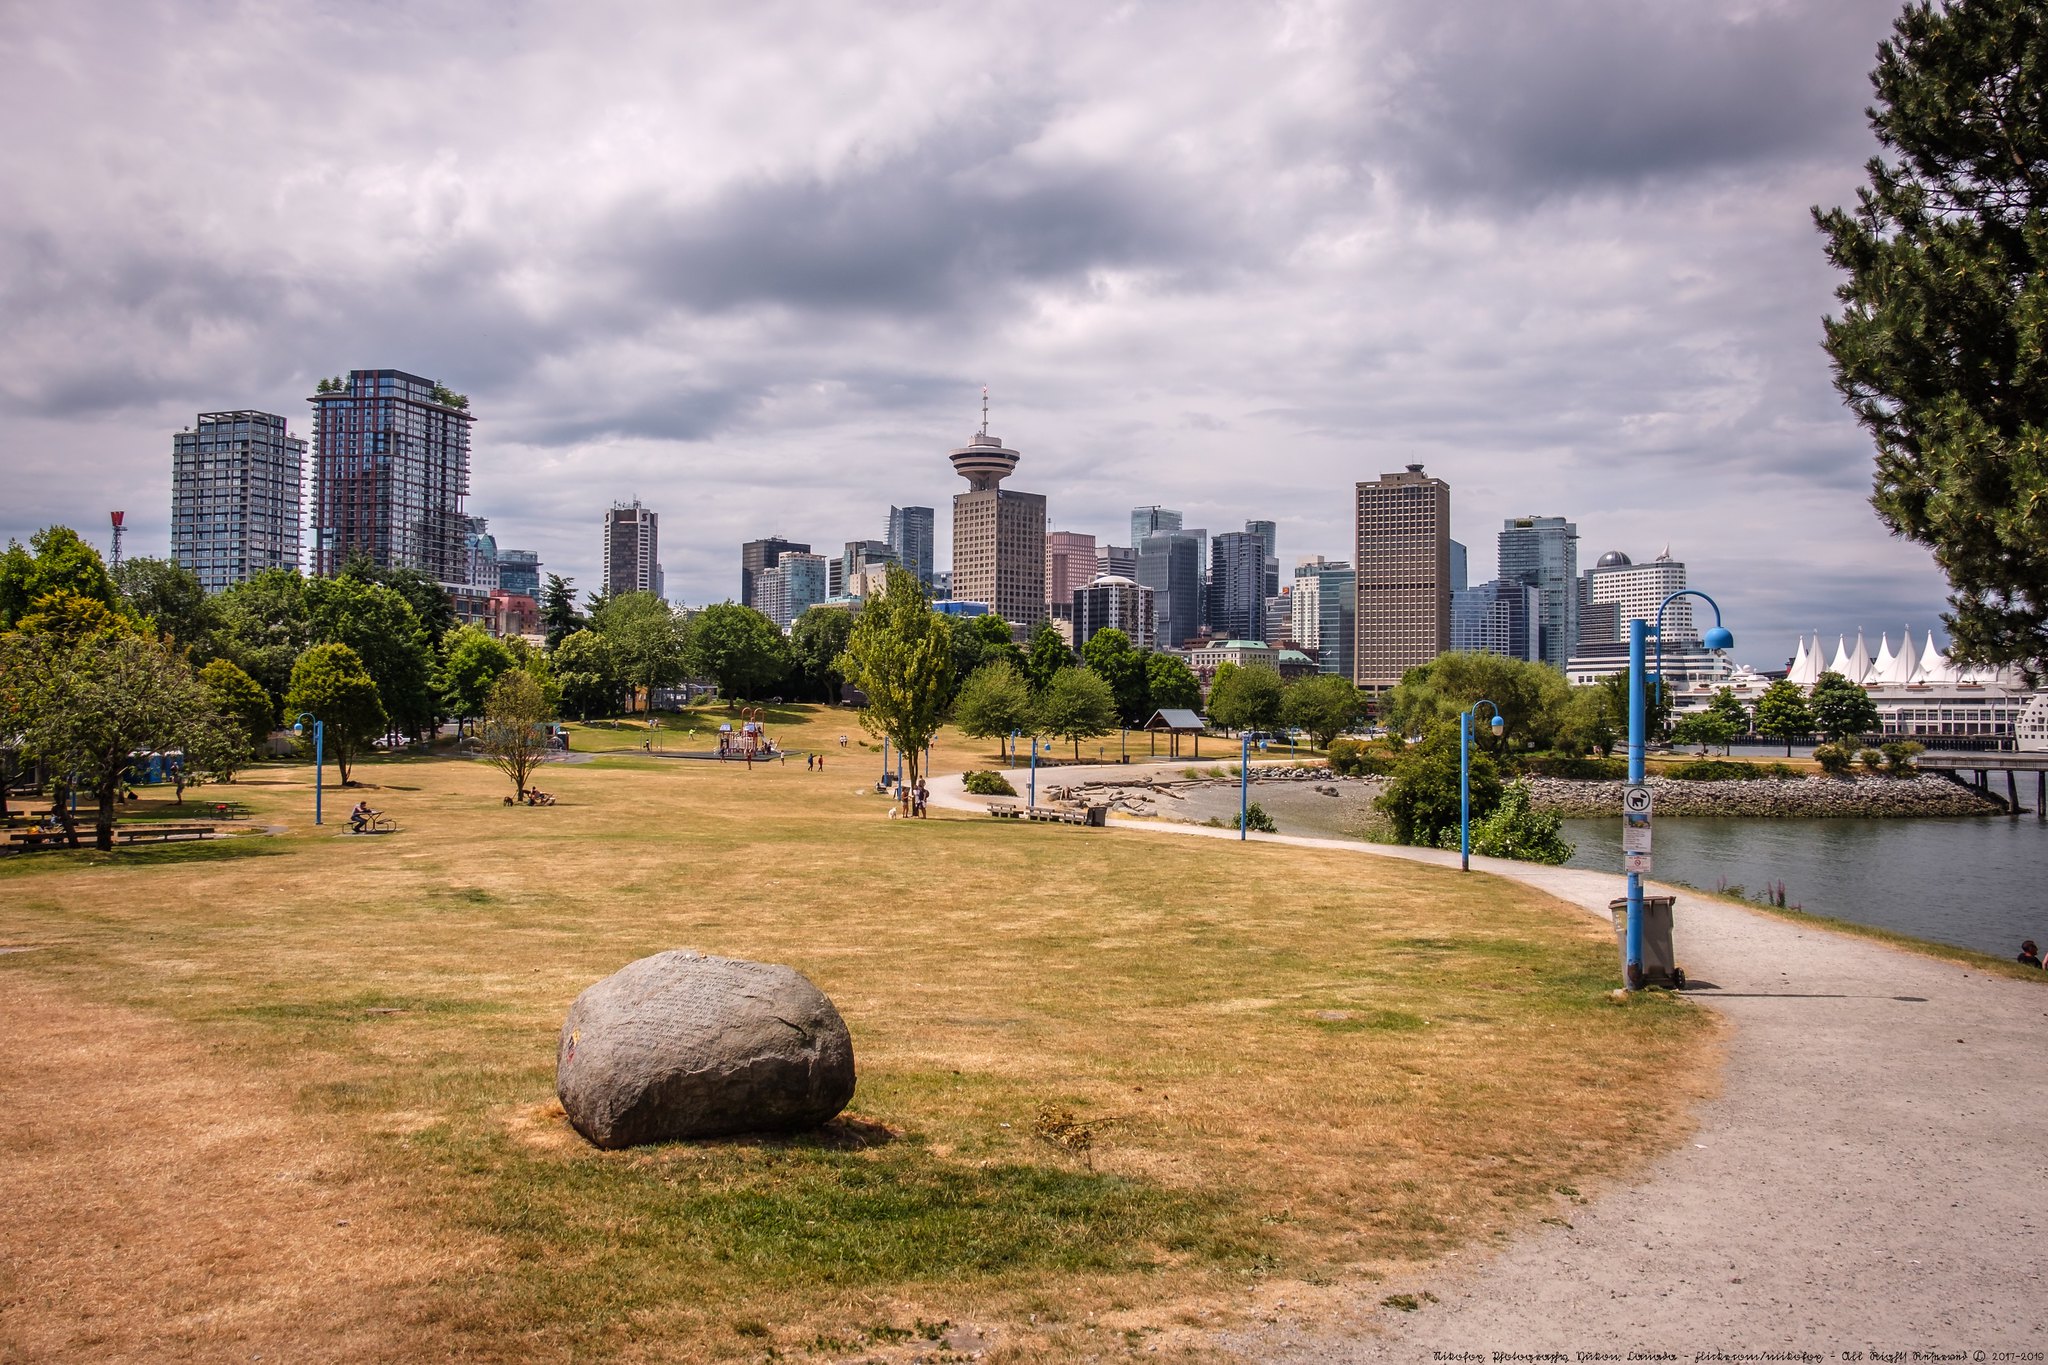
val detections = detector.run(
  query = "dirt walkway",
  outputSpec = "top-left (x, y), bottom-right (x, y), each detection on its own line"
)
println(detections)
top-left (932, 771), bottom-right (2048, 1354)
top-left (0, 978), bottom-right (484, 1362)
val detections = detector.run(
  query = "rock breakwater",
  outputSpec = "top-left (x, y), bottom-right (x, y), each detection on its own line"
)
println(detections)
top-left (1525, 773), bottom-right (2003, 818)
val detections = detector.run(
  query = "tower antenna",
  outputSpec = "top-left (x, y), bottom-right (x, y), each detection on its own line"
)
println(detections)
top-left (109, 511), bottom-right (125, 573)
top-left (980, 385), bottom-right (989, 437)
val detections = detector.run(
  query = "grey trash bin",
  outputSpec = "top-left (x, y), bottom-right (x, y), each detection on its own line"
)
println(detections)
top-left (1608, 896), bottom-right (1682, 989)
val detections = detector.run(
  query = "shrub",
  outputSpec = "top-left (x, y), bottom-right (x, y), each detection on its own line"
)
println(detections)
top-left (1444, 780), bottom-right (1574, 865)
top-left (1857, 747), bottom-right (1888, 772)
top-left (1812, 743), bottom-right (1855, 776)
top-left (1233, 802), bottom-right (1277, 833)
top-left (1519, 754), bottom-right (1628, 780)
top-left (1327, 736), bottom-right (1398, 777)
top-left (1880, 740), bottom-right (1923, 775)
top-left (962, 770), bottom-right (1017, 796)
top-left (1663, 759), bottom-right (1767, 782)
top-left (1377, 723), bottom-right (1499, 847)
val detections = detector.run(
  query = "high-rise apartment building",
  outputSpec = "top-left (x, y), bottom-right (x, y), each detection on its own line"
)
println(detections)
top-left (464, 516), bottom-right (498, 591)
top-left (1207, 530), bottom-right (1267, 641)
top-left (603, 500), bottom-right (660, 598)
top-left (1354, 464), bottom-right (1451, 690)
top-left (497, 549), bottom-right (542, 598)
top-left (949, 412), bottom-right (1046, 635)
top-left (1314, 563), bottom-right (1357, 678)
top-left (1497, 516), bottom-right (1579, 669)
top-left (886, 506), bottom-right (935, 587)
top-left (309, 370), bottom-right (473, 583)
top-left (756, 551), bottom-right (829, 627)
top-left (1290, 561), bottom-right (1325, 650)
top-left (1577, 549), bottom-right (1693, 646)
top-left (1451, 579), bottom-right (1541, 660)
top-left (171, 409), bottom-right (305, 593)
top-left (1245, 519), bottom-right (1279, 598)
top-left (1045, 530), bottom-right (1098, 621)
top-left (1131, 505), bottom-right (1182, 549)
top-left (1137, 532), bottom-right (1202, 648)
top-left (741, 537), bottom-right (810, 608)
top-left (1072, 575), bottom-right (1156, 651)
top-left (1450, 540), bottom-right (1469, 594)
top-left (1097, 545), bottom-right (1137, 581)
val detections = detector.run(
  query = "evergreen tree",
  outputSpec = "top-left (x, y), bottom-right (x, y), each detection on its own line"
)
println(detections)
top-left (1817, 0), bottom-right (2048, 673)
top-left (541, 573), bottom-right (585, 651)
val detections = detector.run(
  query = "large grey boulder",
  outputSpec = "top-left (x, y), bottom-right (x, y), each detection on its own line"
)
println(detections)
top-left (556, 951), bottom-right (856, 1149)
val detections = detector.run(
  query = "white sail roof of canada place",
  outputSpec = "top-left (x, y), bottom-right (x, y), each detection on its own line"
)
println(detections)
top-left (1869, 633), bottom-right (1896, 684)
top-left (1787, 633), bottom-right (1822, 687)
top-left (1918, 632), bottom-right (1956, 684)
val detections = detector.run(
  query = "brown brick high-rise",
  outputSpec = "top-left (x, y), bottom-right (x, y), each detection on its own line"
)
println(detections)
top-left (1354, 464), bottom-right (1450, 691)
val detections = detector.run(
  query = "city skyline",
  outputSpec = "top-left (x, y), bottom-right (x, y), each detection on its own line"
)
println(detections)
top-left (0, 1), bottom-right (1950, 666)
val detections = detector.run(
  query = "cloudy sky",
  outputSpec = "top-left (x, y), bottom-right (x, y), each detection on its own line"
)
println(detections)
top-left (0, 0), bottom-right (1948, 665)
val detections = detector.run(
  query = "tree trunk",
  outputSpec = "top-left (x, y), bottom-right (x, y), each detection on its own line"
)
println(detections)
top-left (94, 776), bottom-right (117, 852)
top-left (52, 778), bottom-right (79, 848)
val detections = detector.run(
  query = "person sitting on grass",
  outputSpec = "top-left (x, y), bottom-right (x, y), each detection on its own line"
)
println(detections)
top-left (348, 800), bottom-right (376, 834)
top-left (2020, 940), bottom-right (2043, 969)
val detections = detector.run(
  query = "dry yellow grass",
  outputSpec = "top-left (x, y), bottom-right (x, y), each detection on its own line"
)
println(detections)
top-left (0, 709), bottom-right (1715, 1362)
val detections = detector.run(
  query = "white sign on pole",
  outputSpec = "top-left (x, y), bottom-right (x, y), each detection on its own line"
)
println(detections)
top-left (1622, 784), bottom-right (1653, 816)
top-left (1625, 850), bottom-right (1652, 874)
top-left (1622, 815), bottom-right (1652, 854)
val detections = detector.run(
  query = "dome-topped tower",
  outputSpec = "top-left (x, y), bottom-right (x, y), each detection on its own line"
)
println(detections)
top-left (948, 430), bottom-right (1020, 491)
top-left (1596, 549), bottom-right (1633, 568)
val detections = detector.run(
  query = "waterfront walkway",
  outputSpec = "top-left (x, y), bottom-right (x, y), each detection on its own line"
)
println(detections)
top-left (929, 769), bottom-right (2046, 1354)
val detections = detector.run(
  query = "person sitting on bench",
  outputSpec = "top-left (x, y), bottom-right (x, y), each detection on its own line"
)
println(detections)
top-left (349, 800), bottom-right (377, 833)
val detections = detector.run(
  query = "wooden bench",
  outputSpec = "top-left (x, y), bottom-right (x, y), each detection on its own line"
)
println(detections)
top-left (986, 802), bottom-right (1107, 827)
top-left (116, 825), bottom-right (216, 845)
top-left (6, 829), bottom-right (70, 848)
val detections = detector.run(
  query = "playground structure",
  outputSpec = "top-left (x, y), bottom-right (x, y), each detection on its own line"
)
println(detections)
top-left (717, 708), bottom-right (775, 760)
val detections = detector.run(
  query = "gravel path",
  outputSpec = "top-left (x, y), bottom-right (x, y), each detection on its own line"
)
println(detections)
top-left (931, 769), bottom-right (2047, 1355)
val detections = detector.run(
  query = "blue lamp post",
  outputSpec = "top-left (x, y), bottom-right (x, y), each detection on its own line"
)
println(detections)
top-left (1624, 591), bottom-right (1734, 988)
top-left (1459, 699), bottom-right (1504, 871)
top-left (1239, 731), bottom-right (1251, 840)
top-left (881, 738), bottom-right (890, 786)
top-left (291, 712), bottom-right (325, 826)
top-left (1029, 736), bottom-right (1039, 808)
top-left (1009, 729), bottom-right (1021, 769)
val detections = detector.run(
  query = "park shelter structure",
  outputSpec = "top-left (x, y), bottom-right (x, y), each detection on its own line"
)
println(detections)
top-left (1142, 708), bottom-right (1206, 758)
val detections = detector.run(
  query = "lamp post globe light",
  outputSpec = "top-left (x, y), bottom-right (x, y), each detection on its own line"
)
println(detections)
top-left (1459, 699), bottom-right (1504, 872)
top-left (1624, 590), bottom-right (1733, 990)
top-left (291, 712), bottom-right (325, 826)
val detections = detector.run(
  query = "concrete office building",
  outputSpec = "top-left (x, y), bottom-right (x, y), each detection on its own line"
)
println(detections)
top-left (1354, 464), bottom-right (1451, 690)
top-left (1137, 532), bottom-right (1203, 649)
top-left (1246, 519), bottom-right (1279, 598)
top-left (309, 370), bottom-right (473, 585)
top-left (171, 409), bottom-right (305, 593)
top-left (1097, 544), bottom-right (1137, 581)
top-left (1131, 505), bottom-right (1181, 548)
top-left (1575, 549), bottom-right (1694, 648)
top-left (1207, 530), bottom-right (1267, 642)
top-left (949, 409), bottom-right (1047, 637)
top-left (1451, 579), bottom-right (1542, 660)
top-left (497, 548), bottom-right (541, 599)
top-left (1045, 530), bottom-right (1098, 621)
top-left (1072, 575), bottom-right (1156, 650)
top-left (832, 539), bottom-right (896, 598)
top-left (741, 537), bottom-right (810, 609)
top-left (603, 500), bottom-right (660, 598)
top-left (1498, 515), bottom-right (1579, 669)
top-left (756, 551), bottom-right (829, 627)
top-left (886, 506), bottom-right (935, 587)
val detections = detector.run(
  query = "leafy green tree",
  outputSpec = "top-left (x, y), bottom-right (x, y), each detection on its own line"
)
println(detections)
top-left (439, 624), bottom-right (517, 732)
top-left (1671, 709), bottom-right (1740, 752)
top-left (1376, 722), bottom-right (1500, 848)
top-left (0, 526), bottom-right (120, 631)
top-left (1038, 667), bottom-right (1118, 759)
top-left (11, 590), bottom-right (126, 647)
top-left (1080, 628), bottom-right (1150, 727)
top-left (3, 627), bottom-right (216, 848)
top-left (541, 573), bottom-right (586, 651)
top-left (304, 575), bottom-right (436, 743)
top-left (1555, 684), bottom-right (1619, 757)
top-left (479, 668), bottom-right (560, 800)
top-left (284, 643), bottom-right (386, 786)
top-left (1596, 667), bottom-right (1673, 742)
top-left (1707, 686), bottom-right (1751, 736)
top-left (1021, 620), bottom-right (1074, 694)
top-left (552, 629), bottom-right (625, 719)
top-left (1280, 673), bottom-right (1368, 748)
top-left (1816, 0), bottom-right (2048, 674)
top-left (841, 566), bottom-right (954, 791)
top-left (1205, 662), bottom-right (1286, 733)
top-left (199, 658), bottom-right (274, 756)
top-left (951, 659), bottom-right (1035, 758)
top-left (1144, 652), bottom-right (1202, 714)
top-left (115, 557), bottom-right (215, 648)
top-left (680, 601), bottom-right (786, 702)
top-left (336, 553), bottom-right (455, 645)
top-left (1753, 678), bottom-right (1815, 756)
top-left (790, 606), bottom-right (856, 702)
top-left (948, 613), bottom-right (1024, 701)
top-left (211, 568), bottom-right (312, 722)
top-left (1385, 652), bottom-right (1570, 750)
top-left (1809, 670), bottom-right (1881, 742)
